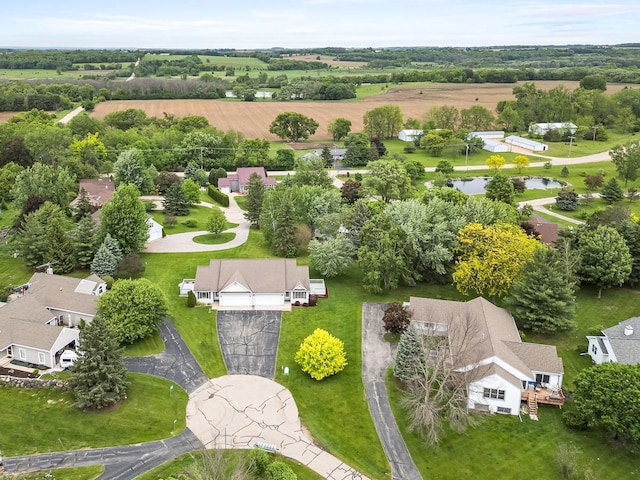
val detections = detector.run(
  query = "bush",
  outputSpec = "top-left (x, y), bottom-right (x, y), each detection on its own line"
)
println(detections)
top-left (294, 328), bottom-right (347, 381)
top-left (403, 144), bottom-right (416, 153)
top-left (164, 214), bottom-right (177, 226)
top-left (207, 185), bottom-right (230, 207)
top-left (103, 275), bottom-right (115, 289)
top-left (543, 161), bottom-right (552, 170)
top-left (182, 219), bottom-right (198, 228)
top-left (247, 448), bottom-right (270, 475)
top-left (143, 200), bottom-right (156, 212)
top-left (560, 166), bottom-right (569, 177)
top-left (265, 461), bottom-right (297, 480)
top-left (0, 288), bottom-right (8, 302)
top-left (187, 290), bottom-right (196, 308)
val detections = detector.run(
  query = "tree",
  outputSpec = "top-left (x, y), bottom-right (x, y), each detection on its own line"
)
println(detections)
top-left (206, 206), bottom-right (227, 236)
top-left (181, 178), bottom-right (201, 205)
top-left (244, 173), bottom-right (265, 227)
top-left (17, 201), bottom-right (69, 267)
top-left (568, 363), bottom-right (640, 443)
top-left (460, 105), bottom-right (494, 131)
top-left (320, 146), bottom-right (333, 168)
top-left (485, 155), bottom-right (506, 171)
top-left (610, 142), bottom-right (640, 187)
top-left (293, 156), bottom-right (332, 188)
top-left (393, 326), bottom-right (426, 384)
top-left (362, 159), bottom-right (412, 203)
top-left (383, 302), bottom-right (412, 335)
top-left (156, 172), bottom-right (181, 195)
top-left (102, 232), bottom-right (124, 264)
top-left (73, 188), bottom-right (97, 221)
top-left (113, 149), bottom-right (147, 191)
top-left (101, 184), bottom-right (149, 254)
top-left (555, 188), bottom-right (579, 211)
top-left (46, 220), bottom-right (76, 274)
top-left (308, 235), bottom-right (355, 278)
top-left (73, 214), bottom-right (98, 269)
top-left (0, 162), bottom-right (24, 202)
top-left (271, 194), bottom-right (298, 258)
top-left (117, 253), bottom-right (145, 278)
top-left (363, 105), bottom-right (403, 140)
top-left (208, 167), bottom-right (227, 187)
top-left (403, 159), bottom-right (424, 180)
top-left (435, 160), bottom-right (454, 176)
top-left (453, 222), bottom-right (541, 298)
top-left (421, 131), bottom-right (448, 157)
top-left (505, 248), bottom-right (576, 333)
top-left (601, 177), bottom-right (624, 204)
top-left (98, 278), bottom-right (167, 344)
top-left (342, 132), bottom-right (372, 167)
top-left (69, 132), bottom-right (108, 171)
top-left (584, 174), bottom-right (604, 192)
top-left (294, 328), bottom-right (347, 380)
top-left (496, 104), bottom-right (521, 132)
top-left (424, 105), bottom-right (460, 130)
top-left (514, 155), bottom-right (530, 174)
top-left (580, 74), bottom-right (607, 91)
top-left (484, 174), bottom-right (515, 205)
top-left (340, 179), bottom-right (361, 204)
top-left (68, 314), bottom-right (129, 410)
top-left (163, 182), bottom-right (191, 216)
top-left (269, 112), bottom-right (319, 142)
top-left (90, 243), bottom-right (119, 279)
top-left (11, 163), bottom-right (75, 212)
top-left (577, 225), bottom-right (632, 297)
top-left (327, 117), bottom-right (352, 141)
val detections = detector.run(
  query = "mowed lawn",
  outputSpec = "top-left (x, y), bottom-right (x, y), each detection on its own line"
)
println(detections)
top-left (0, 373), bottom-right (188, 456)
top-left (6, 466), bottom-right (104, 480)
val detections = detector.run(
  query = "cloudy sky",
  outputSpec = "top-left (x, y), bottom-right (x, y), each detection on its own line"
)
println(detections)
top-left (2, 0), bottom-right (638, 49)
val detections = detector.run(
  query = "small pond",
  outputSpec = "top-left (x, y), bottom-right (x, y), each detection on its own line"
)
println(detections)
top-left (446, 177), bottom-right (563, 195)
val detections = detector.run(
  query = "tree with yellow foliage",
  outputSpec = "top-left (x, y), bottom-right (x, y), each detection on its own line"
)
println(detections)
top-left (485, 154), bottom-right (506, 171)
top-left (514, 154), bottom-right (530, 174)
top-left (453, 222), bottom-right (541, 298)
top-left (295, 328), bottom-right (347, 380)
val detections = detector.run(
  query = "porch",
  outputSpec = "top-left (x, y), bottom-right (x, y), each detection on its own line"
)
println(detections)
top-left (521, 385), bottom-right (565, 418)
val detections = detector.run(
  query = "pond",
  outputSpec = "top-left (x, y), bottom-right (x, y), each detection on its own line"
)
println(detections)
top-left (445, 177), bottom-right (564, 195)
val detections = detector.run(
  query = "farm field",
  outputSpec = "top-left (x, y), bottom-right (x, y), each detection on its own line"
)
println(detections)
top-left (89, 81), bottom-right (636, 141)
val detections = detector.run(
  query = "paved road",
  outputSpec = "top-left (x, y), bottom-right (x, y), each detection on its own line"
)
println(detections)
top-left (362, 303), bottom-right (422, 480)
top-left (3, 429), bottom-right (202, 480)
top-left (57, 106), bottom-right (85, 124)
top-left (518, 196), bottom-right (587, 225)
top-left (125, 320), bottom-right (208, 394)
top-left (217, 311), bottom-right (281, 379)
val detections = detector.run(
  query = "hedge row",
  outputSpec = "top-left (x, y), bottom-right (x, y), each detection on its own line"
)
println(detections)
top-left (207, 185), bottom-right (230, 207)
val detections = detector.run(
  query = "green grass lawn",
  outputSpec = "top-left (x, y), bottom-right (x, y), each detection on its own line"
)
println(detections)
top-left (0, 373), bottom-right (188, 456)
top-left (386, 370), bottom-right (640, 480)
top-left (7, 466), bottom-right (105, 480)
top-left (549, 197), bottom-right (640, 222)
top-left (134, 450), bottom-right (323, 480)
top-left (192, 232), bottom-right (236, 244)
top-left (234, 195), bottom-right (248, 211)
top-left (123, 330), bottom-right (165, 357)
top-left (150, 205), bottom-right (236, 235)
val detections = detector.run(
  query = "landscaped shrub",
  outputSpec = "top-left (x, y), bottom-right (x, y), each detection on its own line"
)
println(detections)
top-left (207, 185), bottom-right (229, 207)
top-left (247, 448), bottom-right (270, 475)
top-left (182, 219), bottom-right (198, 228)
top-left (265, 461), bottom-right (297, 480)
top-left (164, 214), bottom-right (177, 226)
top-left (403, 144), bottom-right (416, 153)
top-left (187, 290), bottom-right (196, 308)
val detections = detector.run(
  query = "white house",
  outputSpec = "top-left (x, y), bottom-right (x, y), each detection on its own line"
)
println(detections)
top-left (180, 259), bottom-right (315, 310)
top-left (587, 317), bottom-right (640, 365)
top-left (398, 129), bottom-right (423, 142)
top-left (0, 273), bottom-right (105, 369)
top-left (409, 296), bottom-right (564, 416)
top-left (147, 216), bottom-right (163, 242)
top-left (505, 135), bottom-right (548, 152)
top-left (529, 122), bottom-right (577, 136)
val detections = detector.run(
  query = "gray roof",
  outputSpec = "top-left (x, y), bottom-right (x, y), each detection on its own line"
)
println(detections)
top-left (409, 296), bottom-right (563, 380)
top-left (602, 317), bottom-right (640, 364)
top-left (194, 259), bottom-right (310, 293)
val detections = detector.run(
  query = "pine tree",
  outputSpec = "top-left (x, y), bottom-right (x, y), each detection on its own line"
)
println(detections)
top-left (74, 188), bottom-right (96, 220)
top-left (91, 243), bottom-right (118, 278)
top-left (393, 327), bottom-right (426, 384)
top-left (601, 177), bottom-right (624, 204)
top-left (74, 215), bottom-right (98, 268)
top-left (68, 314), bottom-right (129, 410)
top-left (102, 233), bottom-right (123, 264)
top-left (272, 196), bottom-right (298, 257)
top-left (46, 221), bottom-right (76, 274)
top-left (163, 182), bottom-right (190, 216)
top-left (183, 162), bottom-right (197, 180)
top-left (244, 172), bottom-right (265, 227)
top-left (505, 248), bottom-right (576, 333)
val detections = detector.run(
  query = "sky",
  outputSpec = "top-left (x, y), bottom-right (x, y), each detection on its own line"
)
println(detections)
top-left (2, 0), bottom-right (639, 50)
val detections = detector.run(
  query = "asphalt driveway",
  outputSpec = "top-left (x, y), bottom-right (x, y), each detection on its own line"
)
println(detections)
top-left (217, 310), bottom-right (281, 379)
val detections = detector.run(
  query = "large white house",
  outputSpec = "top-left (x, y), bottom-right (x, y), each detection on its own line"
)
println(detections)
top-left (587, 317), bottom-right (640, 365)
top-left (0, 273), bottom-right (105, 369)
top-left (180, 259), bottom-right (325, 310)
top-left (409, 296), bottom-right (565, 416)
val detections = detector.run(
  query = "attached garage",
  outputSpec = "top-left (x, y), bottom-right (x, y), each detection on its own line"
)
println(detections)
top-left (253, 294), bottom-right (284, 307)
top-left (219, 292), bottom-right (253, 307)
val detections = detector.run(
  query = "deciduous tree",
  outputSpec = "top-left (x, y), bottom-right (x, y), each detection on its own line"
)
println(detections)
top-left (484, 174), bottom-right (515, 205)
top-left (362, 159), bottom-right (412, 202)
top-left (610, 142), bottom-right (640, 187)
top-left (11, 163), bottom-right (75, 212)
top-left (485, 155), bottom-right (506, 171)
top-left (340, 179), bottom-right (361, 204)
top-left (514, 155), bottom-right (530, 174)
top-left (308, 235), bottom-right (355, 278)
top-left (294, 328), bottom-right (347, 380)
top-left (363, 105), bottom-right (403, 140)
top-left (181, 178), bottom-right (201, 205)
top-left (327, 117), bottom-right (352, 141)
top-left (100, 184), bottom-right (149, 254)
top-left (269, 112), bottom-right (319, 142)
top-left (292, 156), bottom-right (332, 188)
top-left (343, 132), bottom-right (372, 167)
top-left (383, 302), bottom-right (412, 334)
top-left (206, 206), bottom-right (227, 236)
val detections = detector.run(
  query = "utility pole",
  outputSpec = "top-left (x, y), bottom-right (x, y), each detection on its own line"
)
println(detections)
top-left (592, 126), bottom-right (597, 141)
top-left (568, 135), bottom-right (575, 158)
top-left (465, 143), bottom-right (470, 171)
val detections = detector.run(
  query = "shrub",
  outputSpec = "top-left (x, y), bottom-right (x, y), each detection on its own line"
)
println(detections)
top-left (164, 214), bottom-right (177, 226)
top-left (543, 161), bottom-right (552, 170)
top-left (265, 461), bottom-right (297, 480)
top-left (383, 302), bottom-right (412, 334)
top-left (247, 448), bottom-right (270, 475)
top-left (102, 275), bottom-right (115, 289)
top-left (207, 185), bottom-right (230, 207)
top-left (560, 166), bottom-right (569, 177)
top-left (354, 173), bottom-right (363, 182)
top-left (294, 328), bottom-right (347, 381)
top-left (187, 290), bottom-right (196, 308)
top-left (182, 219), bottom-right (198, 228)
top-left (403, 144), bottom-right (416, 153)
top-left (143, 200), bottom-right (156, 212)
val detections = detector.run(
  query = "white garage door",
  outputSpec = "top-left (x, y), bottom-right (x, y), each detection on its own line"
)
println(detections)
top-left (219, 293), bottom-right (252, 307)
top-left (253, 294), bottom-right (284, 307)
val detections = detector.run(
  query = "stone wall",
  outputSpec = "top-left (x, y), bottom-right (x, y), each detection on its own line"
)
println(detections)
top-left (1, 376), bottom-right (68, 391)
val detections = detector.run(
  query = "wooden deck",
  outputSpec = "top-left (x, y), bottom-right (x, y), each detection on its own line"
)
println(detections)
top-left (522, 387), bottom-right (565, 408)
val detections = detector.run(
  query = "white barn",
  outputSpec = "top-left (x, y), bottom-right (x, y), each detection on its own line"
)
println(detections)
top-left (398, 129), bottom-right (423, 142)
top-left (505, 136), bottom-right (548, 152)
top-left (482, 140), bottom-right (509, 153)
top-left (468, 131), bottom-right (505, 140)
top-left (529, 122), bottom-right (577, 136)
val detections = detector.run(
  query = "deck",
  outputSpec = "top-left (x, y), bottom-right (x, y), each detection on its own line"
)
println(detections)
top-left (521, 386), bottom-right (565, 415)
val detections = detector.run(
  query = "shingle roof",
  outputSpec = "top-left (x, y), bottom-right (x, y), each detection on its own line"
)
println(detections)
top-left (602, 317), bottom-right (640, 364)
top-left (194, 259), bottom-right (310, 293)
top-left (72, 178), bottom-right (116, 207)
top-left (236, 167), bottom-right (276, 187)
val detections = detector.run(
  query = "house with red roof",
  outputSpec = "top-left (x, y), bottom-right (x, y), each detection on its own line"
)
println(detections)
top-left (217, 167), bottom-right (276, 194)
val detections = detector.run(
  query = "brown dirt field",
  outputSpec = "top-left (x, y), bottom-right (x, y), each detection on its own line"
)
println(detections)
top-left (291, 54), bottom-right (368, 68)
top-left (90, 81), bottom-right (636, 141)
top-left (0, 112), bottom-right (22, 122)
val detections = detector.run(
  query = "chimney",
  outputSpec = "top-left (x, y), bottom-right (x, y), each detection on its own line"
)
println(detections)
top-left (624, 325), bottom-right (634, 336)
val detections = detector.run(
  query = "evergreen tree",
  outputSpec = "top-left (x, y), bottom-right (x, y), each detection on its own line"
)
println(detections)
top-left (321, 145), bottom-right (333, 168)
top-left (74, 188), bottom-right (96, 220)
top-left (505, 248), bottom-right (576, 333)
top-left (91, 243), bottom-right (119, 278)
top-left (46, 221), bottom-right (76, 274)
top-left (17, 202), bottom-right (67, 267)
top-left (244, 172), bottom-right (265, 227)
top-left (163, 182), bottom-right (190, 216)
top-left (102, 233), bottom-right (123, 264)
top-left (601, 177), bottom-right (624, 204)
top-left (272, 195), bottom-right (298, 257)
top-left (183, 162), bottom-right (198, 180)
top-left (484, 173), bottom-right (515, 205)
top-left (73, 215), bottom-right (98, 268)
top-left (555, 188), bottom-right (579, 211)
top-left (68, 314), bottom-right (129, 410)
top-left (394, 327), bottom-right (426, 384)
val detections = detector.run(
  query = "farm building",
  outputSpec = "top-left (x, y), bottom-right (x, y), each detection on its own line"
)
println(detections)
top-left (398, 129), bottom-right (423, 142)
top-left (482, 140), bottom-right (509, 153)
top-left (505, 136), bottom-right (548, 152)
top-left (468, 131), bottom-right (505, 140)
top-left (529, 123), bottom-right (577, 136)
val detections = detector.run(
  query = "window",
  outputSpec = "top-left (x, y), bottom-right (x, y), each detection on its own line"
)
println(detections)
top-left (18, 348), bottom-right (27, 360)
top-left (483, 388), bottom-right (505, 400)
top-left (497, 407), bottom-right (512, 415)
top-left (292, 291), bottom-right (306, 299)
top-left (197, 291), bottom-right (211, 300)
top-left (38, 352), bottom-right (45, 365)
top-left (536, 374), bottom-right (550, 384)
top-left (591, 343), bottom-right (598, 355)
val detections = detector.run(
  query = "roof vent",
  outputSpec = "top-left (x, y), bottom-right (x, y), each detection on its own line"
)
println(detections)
top-left (624, 325), bottom-right (634, 336)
